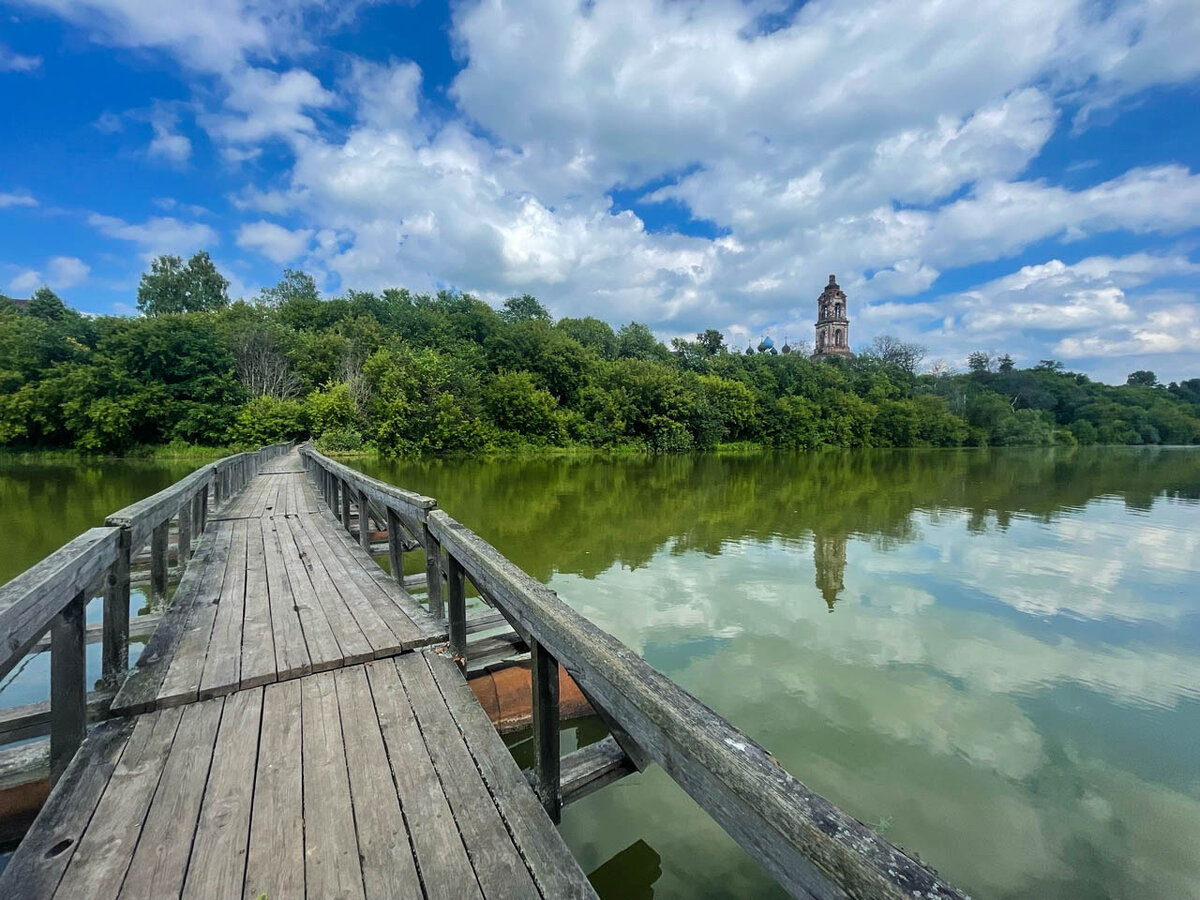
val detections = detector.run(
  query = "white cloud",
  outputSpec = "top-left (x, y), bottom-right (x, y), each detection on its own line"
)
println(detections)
top-left (147, 109), bottom-right (192, 164)
top-left (6, 269), bottom-right (41, 295)
top-left (0, 191), bottom-right (37, 208)
top-left (4, 256), bottom-right (89, 294)
top-left (0, 44), bottom-right (42, 72)
top-left (46, 256), bottom-right (90, 288)
top-left (236, 220), bottom-right (313, 263)
top-left (206, 66), bottom-right (335, 146)
top-left (24, 0), bottom-right (1200, 378)
top-left (88, 212), bottom-right (218, 258)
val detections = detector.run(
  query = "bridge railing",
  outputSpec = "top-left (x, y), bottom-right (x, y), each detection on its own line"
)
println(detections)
top-left (0, 441), bottom-right (292, 779)
top-left (299, 445), bottom-right (442, 612)
top-left (300, 444), bottom-right (966, 900)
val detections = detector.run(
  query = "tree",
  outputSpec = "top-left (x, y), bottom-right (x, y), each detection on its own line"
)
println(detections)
top-left (27, 287), bottom-right (69, 321)
top-left (1127, 370), bottom-right (1159, 388)
top-left (696, 329), bottom-right (726, 355)
top-left (259, 269), bottom-right (319, 307)
top-left (136, 252), bottom-right (230, 316)
top-left (966, 351), bottom-right (993, 374)
top-left (500, 294), bottom-right (551, 324)
top-left (998, 354), bottom-right (1015, 373)
top-left (557, 317), bottom-right (618, 358)
top-left (868, 335), bottom-right (926, 375)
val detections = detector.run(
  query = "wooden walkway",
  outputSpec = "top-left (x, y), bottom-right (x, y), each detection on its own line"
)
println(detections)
top-left (112, 458), bottom-right (441, 715)
top-left (1, 450), bottom-right (597, 899)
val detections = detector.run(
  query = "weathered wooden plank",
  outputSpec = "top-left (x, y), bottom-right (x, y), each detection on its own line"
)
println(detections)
top-left (54, 707), bottom-right (184, 900)
top-left (150, 521), bottom-right (169, 603)
top-left (422, 651), bottom-right (598, 899)
top-left (334, 665), bottom-right (423, 900)
top-left (296, 508), bottom-right (436, 650)
top-left (244, 679), bottom-right (305, 900)
top-left (447, 554), bottom-right (467, 665)
top-left (180, 690), bottom-right (261, 900)
top-left (365, 658), bottom-right (482, 900)
top-left (49, 591), bottom-right (87, 784)
top-left (272, 515), bottom-right (343, 673)
top-left (118, 700), bottom-right (223, 900)
top-left (102, 528), bottom-right (131, 680)
top-left (427, 509), bottom-right (967, 900)
top-left (559, 735), bottom-right (636, 807)
top-left (285, 516), bottom-right (374, 667)
top-left (112, 525), bottom-right (221, 715)
top-left (0, 718), bottom-right (135, 897)
top-left (531, 638), bottom-right (561, 824)
top-left (155, 522), bottom-right (235, 708)
top-left (290, 511), bottom-right (404, 658)
top-left (311, 507), bottom-right (443, 646)
top-left (0, 527), bottom-right (119, 682)
top-left (396, 652), bottom-right (538, 898)
top-left (238, 519), bottom-right (277, 691)
top-left (301, 671), bottom-right (366, 900)
top-left (261, 514), bottom-right (311, 682)
top-left (197, 521), bottom-right (247, 699)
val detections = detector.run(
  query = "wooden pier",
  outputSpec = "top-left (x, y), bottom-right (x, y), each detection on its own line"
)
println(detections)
top-left (0, 444), bottom-right (968, 899)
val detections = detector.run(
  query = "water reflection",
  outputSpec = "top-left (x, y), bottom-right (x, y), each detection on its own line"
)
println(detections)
top-left (357, 447), bottom-right (1200, 900)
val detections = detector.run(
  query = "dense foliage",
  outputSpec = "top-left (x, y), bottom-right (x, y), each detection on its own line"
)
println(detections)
top-left (3, 269), bottom-right (1199, 455)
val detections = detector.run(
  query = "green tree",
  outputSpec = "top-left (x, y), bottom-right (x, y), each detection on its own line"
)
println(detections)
top-left (500, 294), bottom-right (551, 324)
top-left (1127, 370), bottom-right (1159, 388)
top-left (136, 252), bottom-right (230, 316)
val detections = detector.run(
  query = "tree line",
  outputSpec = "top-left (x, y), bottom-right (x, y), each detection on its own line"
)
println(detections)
top-left (2, 252), bottom-right (1198, 455)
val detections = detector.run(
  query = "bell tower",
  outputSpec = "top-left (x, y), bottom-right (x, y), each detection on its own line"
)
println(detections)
top-left (812, 274), bottom-right (852, 358)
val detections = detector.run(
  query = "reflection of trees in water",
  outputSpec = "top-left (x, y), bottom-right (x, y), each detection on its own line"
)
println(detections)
top-left (0, 459), bottom-right (203, 583)
top-left (369, 447), bottom-right (1200, 604)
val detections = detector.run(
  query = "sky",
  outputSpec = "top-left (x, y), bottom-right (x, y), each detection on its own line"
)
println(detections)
top-left (1, 0), bottom-right (1199, 384)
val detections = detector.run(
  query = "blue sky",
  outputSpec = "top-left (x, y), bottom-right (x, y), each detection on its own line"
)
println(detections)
top-left (1, 0), bottom-right (1199, 383)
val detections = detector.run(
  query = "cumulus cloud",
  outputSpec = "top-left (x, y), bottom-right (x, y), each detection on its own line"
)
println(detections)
top-left (23, 0), bottom-right (1200, 377)
top-left (236, 220), bottom-right (314, 263)
top-left (5, 255), bottom-right (90, 293)
top-left (88, 212), bottom-right (218, 258)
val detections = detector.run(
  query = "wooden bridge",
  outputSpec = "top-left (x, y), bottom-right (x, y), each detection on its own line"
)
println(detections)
top-left (0, 444), bottom-right (968, 899)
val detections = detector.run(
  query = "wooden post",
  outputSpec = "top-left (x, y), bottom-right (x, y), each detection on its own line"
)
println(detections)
top-left (447, 554), bottom-right (467, 665)
top-left (424, 523), bottom-right (444, 620)
top-left (178, 496), bottom-right (192, 563)
top-left (50, 590), bottom-right (87, 784)
top-left (341, 480), bottom-right (352, 532)
top-left (531, 638), bottom-right (561, 823)
top-left (150, 520), bottom-right (169, 603)
top-left (102, 530), bottom-right (131, 681)
top-left (358, 489), bottom-right (372, 552)
top-left (199, 484), bottom-right (208, 534)
top-left (386, 507), bottom-right (405, 581)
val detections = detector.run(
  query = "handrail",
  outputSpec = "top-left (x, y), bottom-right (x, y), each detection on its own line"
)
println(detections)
top-left (299, 443), bottom-right (442, 615)
top-left (0, 528), bottom-right (118, 682)
top-left (0, 440), bottom-right (293, 782)
top-left (0, 527), bottom-right (119, 781)
top-left (423, 508), bottom-right (968, 900)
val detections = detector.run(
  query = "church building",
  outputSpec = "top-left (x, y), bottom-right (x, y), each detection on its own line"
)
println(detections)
top-left (812, 274), bottom-right (852, 358)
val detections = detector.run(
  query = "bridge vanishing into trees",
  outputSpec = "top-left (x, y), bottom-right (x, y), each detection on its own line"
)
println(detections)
top-left (0, 444), bottom-right (967, 899)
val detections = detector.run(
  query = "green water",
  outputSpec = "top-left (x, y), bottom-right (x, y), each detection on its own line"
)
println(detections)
top-left (0, 457), bottom-right (209, 711)
top-left (1, 448), bottom-right (1198, 898)
top-left (349, 447), bottom-right (1200, 900)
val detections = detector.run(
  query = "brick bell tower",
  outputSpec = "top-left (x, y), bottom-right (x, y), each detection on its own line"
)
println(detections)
top-left (812, 274), bottom-right (852, 358)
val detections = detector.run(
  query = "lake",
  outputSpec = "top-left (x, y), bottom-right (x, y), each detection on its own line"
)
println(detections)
top-left (2, 447), bottom-right (1198, 898)
top-left (350, 447), bottom-right (1200, 900)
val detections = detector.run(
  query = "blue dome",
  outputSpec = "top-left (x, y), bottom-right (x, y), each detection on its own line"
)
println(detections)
top-left (757, 336), bottom-right (775, 352)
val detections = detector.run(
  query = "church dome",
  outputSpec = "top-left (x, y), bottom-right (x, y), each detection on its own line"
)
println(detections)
top-left (757, 335), bottom-right (774, 352)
